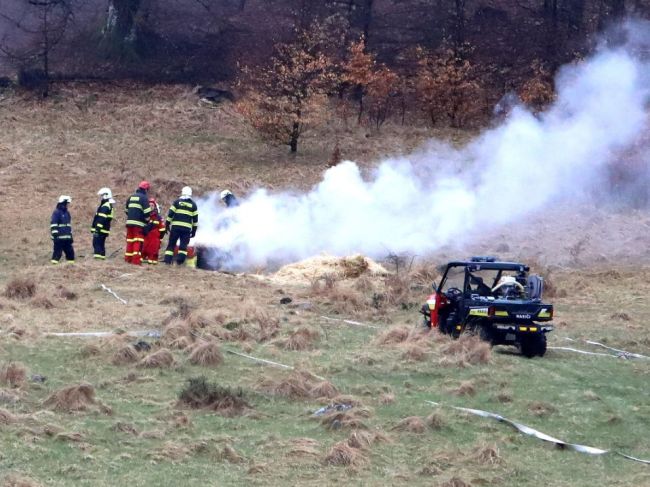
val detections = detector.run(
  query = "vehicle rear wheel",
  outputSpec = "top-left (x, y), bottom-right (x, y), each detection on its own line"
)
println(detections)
top-left (520, 333), bottom-right (547, 358)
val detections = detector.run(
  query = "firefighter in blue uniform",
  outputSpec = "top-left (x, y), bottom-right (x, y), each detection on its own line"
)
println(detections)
top-left (50, 195), bottom-right (75, 264)
top-left (91, 187), bottom-right (115, 260)
top-left (164, 186), bottom-right (198, 265)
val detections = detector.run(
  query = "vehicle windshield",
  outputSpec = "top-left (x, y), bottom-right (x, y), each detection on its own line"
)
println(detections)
top-left (441, 266), bottom-right (465, 292)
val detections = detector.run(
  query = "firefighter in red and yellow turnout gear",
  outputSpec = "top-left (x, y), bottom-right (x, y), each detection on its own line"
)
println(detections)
top-left (142, 198), bottom-right (166, 264)
top-left (124, 181), bottom-right (152, 265)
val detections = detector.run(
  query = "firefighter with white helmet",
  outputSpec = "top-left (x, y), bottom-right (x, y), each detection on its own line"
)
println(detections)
top-left (91, 187), bottom-right (115, 260)
top-left (164, 186), bottom-right (198, 265)
top-left (50, 195), bottom-right (75, 264)
top-left (220, 189), bottom-right (239, 208)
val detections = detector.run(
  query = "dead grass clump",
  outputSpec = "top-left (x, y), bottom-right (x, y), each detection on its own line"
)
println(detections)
top-left (426, 412), bottom-right (445, 430)
top-left (287, 437), bottom-right (320, 458)
top-left (138, 349), bottom-right (175, 368)
top-left (178, 377), bottom-right (250, 416)
top-left (56, 286), bottom-right (77, 300)
top-left (320, 408), bottom-right (371, 430)
top-left (323, 440), bottom-right (368, 467)
top-left (401, 344), bottom-right (428, 362)
top-left (452, 380), bottom-right (476, 397)
top-left (256, 370), bottom-right (327, 399)
top-left (112, 422), bottom-right (139, 436)
top-left (169, 335), bottom-right (194, 350)
top-left (0, 407), bottom-right (17, 424)
top-left (111, 345), bottom-right (139, 366)
top-left (278, 326), bottom-right (320, 351)
top-left (163, 319), bottom-right (191, 343)
top-left (341, 255), bottom-right (370, 278)
top-left (43, 383), bottom-right (97, 412)
top-left (391, 416), bottom-right (426, 434)
top-left (310, 380), bottom-right (338, 399)
top-left (187, 312), bottom-right (216, 329)
top-left (0, 362), bottom-right (27, 388)
top-left (2, 474), bottom-right (43, 487)
top-left (528, 401), bottom-right (557, 417)
top-left (379, 392), bottom-right (395, 404)
top-left (209, 326), bottom-right (233, 341)
top-left (30, 295), bottom-right (55, 309)
top-left (472, 443), bottom-right (504, 465)
top-left (440, 477), bottom-right (472, 487)
top-left (3, 278), bottom-right (36, 300)
top-left (376, 326), bottom-right (411, 345)
top-left (188, 342), bottom-right (223, 367)
top-left (221, 444), bottom-right (245, 464)
top-left (346, 430), bottom-right (390, 450)
top-left (150, 441), bottom-right (190, 462)
top-left (440, 334), bottom-right (491, 366)
top-left (80, 344), bottom-right (102, 357)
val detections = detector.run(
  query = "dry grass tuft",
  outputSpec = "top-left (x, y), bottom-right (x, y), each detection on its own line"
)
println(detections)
top-left (256, 370), bottom-right (335, 399)
top-left (56, 286), bottom-right (77, 300)
top-left (188, 341), bottom-right (224, 367)
top-left (472, 443), bottom-right (504, 465)
top-left (440, 477), bottom-right (472, 487)
top-left (452, 380), bottom-right (476, 397)
top-left (163, 319), bottom-right (192, 343)
top-left (169, 335), bottom-right (194, 350)
top-left (391, 416), bottom-right (426, 434)
top-left (3, 278), bottom-right (36, 300)
top-left (221, 444), bottom-right (245, 464)
top-left (323, 440), bottom-right (368, 467)
top-left (55, 431), bottom-right (85, 443)
top-left (111, 345), bottom-right (139, 366)
top-left (340, 255), bottom-right (370, 278)
top-left (346, 430), bottom-right (390, 450)
top-left (287, 437), bottom-right (320, 458)
top-left (247, 463), bottom-right (269, 474)
top-left (43, 383), bottom-right (98, 412)
top-left (178, 377), bottom-right (250, 416)
top-left (0, 362), bottom-right (27, 388)
top-left (246, 309), bottom-right (281, 342)
top-left (0, 407), bottom-right (18, 424)
top-left (2, 474), bottom-right (43, 487)
top-left (379, 392), bottom-right (395, 404)
top-left (278, 326), bottom-right (320, 351)
top-left (401, 344), bottom-right (429, 361)
top-left (138, 349), bottom-right (175, 368)
top-left (376, 326), bottom-right (411, 345)
top-left (320, 408), bottom-right (371, 430)
top-left (30, 295), bottom-right (55, 309)
top-left (150, 441), bottom-right (190, 462)
top-left (112, 422), bottom-right (139, 436)
top-left (528, 401), bottom-right (557, 417)
top-left (426, 412), bottom-right (445, 430)
top-left (439, 334), bottom-right (491, 366)
top-left (80, 344), bottom-right (102, 357)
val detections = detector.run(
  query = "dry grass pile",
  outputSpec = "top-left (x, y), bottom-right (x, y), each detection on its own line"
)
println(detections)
top-left (319, 406), bottom-right (372, 430)
top-left (56, 286), bottom-right (77, 300)
top-left (0, 408), bottom-right (18, 425)
top-left (43, 383), bottom-right (99, 413)
top-left (528, 401), bottom-right (557, 417)
top-left (178, 377), bottom-right (250, 416)
top-left (471, 444), bottom-right (504, 465)
top-left (256, 370), bottom-right (337, 399)
top-left (2, 474), bottom-right (43, 487)
top-left (30, 295), bottom-right (55, 309)
top-left (150, 441), bottom-right (191, 462)
top-left (273, 254), bottom-right (388, 286)
top-left (391, 416), bottom-right (426, 434)
top-left (451, 380), bottom-right (476, 397)
top-left (246, 309), bottom-right (280, 342)
top-left (346, 430), bottom-right (390, 449)
top-left (439, 334), bottom-right (491, 366)
top-left (323, 440), bottom-right (368, 467)
top-left (3, 278), bottom-right (36, 300)
top-left (287, 437), bottom-right (320, 458)
top-left (138, 349), bottom-right (175, 368)
top-left (440, 477), bottom-right (472, 487)
top-left (426, 412), bottom-right (445, 430)
top-left (401, 344), bottom-right (429, 361)
top-left (188, 341), bottom-right (224, 367)
top-left (277, 326), bottom-right (320, 351)
top-left (0, 362), bottom-right (27, 388)
top-left (163, 319), bottom-right (194, 349)
top-left (376, 326), bottom-right (411, 345)
top-left (220, 444), bottom-right (245, 464)
top-left (111, 345), bottom-right (139, 365)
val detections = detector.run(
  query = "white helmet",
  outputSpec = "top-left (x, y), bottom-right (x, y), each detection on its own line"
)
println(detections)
top-left (181, 186), bottom-right (192, 197)
top-left (58, 195), bottom-right (72, 204)
top-left (97, 187), bottom-right (113, 199)
top-left (220, 189), bottom-right (233, 201)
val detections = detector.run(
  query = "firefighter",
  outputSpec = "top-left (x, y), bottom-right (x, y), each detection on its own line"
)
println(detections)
top-left (164, 186), bottom-right (198, 265)
top-left (50, 195), bottom-right (75, 264)
top-left (91, 187), bottom-right (115, 260)
top-left (220, 189), bottom-right (239, 208)
top-left (142, 198), bottom-right (166, 264)
top-left (125, 181), bottom-right (152, 265)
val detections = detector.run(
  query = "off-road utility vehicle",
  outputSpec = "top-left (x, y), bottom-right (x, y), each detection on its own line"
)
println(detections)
top-left (421, 257), bottom-right (553, 357)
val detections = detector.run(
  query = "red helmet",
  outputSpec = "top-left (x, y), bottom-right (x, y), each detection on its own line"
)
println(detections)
top-left (138, 180), bottom-right (150, 190)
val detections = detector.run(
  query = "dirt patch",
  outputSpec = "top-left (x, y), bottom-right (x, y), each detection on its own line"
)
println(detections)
top-left (178, 377), bottom-right (250, 416)
top-left (0, 362), bottom-right (27, 388)
top-left (138, 349), bottom-right (175, 368)
top-left (188, 342), bottom-right (224, 367)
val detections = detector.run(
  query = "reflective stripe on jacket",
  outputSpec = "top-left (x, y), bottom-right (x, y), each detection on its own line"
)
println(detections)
top-left (51, 204), bottom-right (72, 239)
top-left (125, 189), bottom-right (151, 227)
top-left (92, 200), bottom-right (115, 235)
top-left (167, 197), bottom-right (198, 232)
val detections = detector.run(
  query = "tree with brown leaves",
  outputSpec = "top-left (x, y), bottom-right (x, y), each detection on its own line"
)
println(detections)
top-left (519, 60), bottom-right (555, 113)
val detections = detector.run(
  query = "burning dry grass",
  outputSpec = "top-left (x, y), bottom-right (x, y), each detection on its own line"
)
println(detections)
top-left (178, 377), bottom-right (250, 416)
top-left (276, 326), bottom-right (321, 351)
top-left (0, 362), bottom-right (27, 388)
top-left (3, 278), bottom-right (36, 300)
top-left (323, 440), bottom-right (368, 467)
top-left (111, 345), bottom-right (139, 365)
top-left (43, 383), bottom-right (99, 413)
top-left (439, 334), bottom-right (491, 366)
top-left (256, 370), bottom-right (337, 399)
top-left (188, 341), bottom-right (224, 367)
top-left (138, 349), bottom-right (175, 368)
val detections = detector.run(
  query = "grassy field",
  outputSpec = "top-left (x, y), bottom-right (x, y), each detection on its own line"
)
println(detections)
top-left (1, 84), bottom-right (649, 486)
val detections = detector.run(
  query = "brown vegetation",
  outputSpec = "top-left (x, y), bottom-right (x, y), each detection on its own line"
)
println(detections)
top-left (188, 342), bottom-right (224, 367)
top-left (111, 345), bottom-right (139, 366)
top-left (3, 278), bottom-right (36, 300)
top-left (439, 334), bottom-right (491, 366)
top-left (323, 440), bottom-right (368, 467)
top-left (138, 349), bottom-right (175, 369)
top-left (43, 383), bottom-right (99, 413)
top-left (178, 377), bottom-right (250, 416)
top-left (0, 362), bottom-right (27, 388)
top-left (256, 370), bottom-right (337, 399)
top-left (276, 326), bottom-right (320, 351)
top-left (0, 407), bottom-right (18, 425)
top-left (391, 416), bottom-right (426, 434)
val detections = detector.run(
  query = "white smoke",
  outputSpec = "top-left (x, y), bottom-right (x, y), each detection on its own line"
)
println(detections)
top-left (196, 22), bottom-right (650, 270)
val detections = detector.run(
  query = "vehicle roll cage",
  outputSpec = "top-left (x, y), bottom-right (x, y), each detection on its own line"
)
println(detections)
top-left (436, 261), bottom-right (530, 295)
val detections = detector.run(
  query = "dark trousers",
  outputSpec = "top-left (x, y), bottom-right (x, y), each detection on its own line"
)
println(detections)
top-left (164, 228), bottom-right (191, 265)
top-left (93, 234), bottom-right (107, 259)
top-left (51, 239), bottom-right (75, 263)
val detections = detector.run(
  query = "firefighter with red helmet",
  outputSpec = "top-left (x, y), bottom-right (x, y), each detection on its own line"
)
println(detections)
top-left (124, 181), bottom-right (152, 265)
top-left (142, 198), bottom-right (166, 264)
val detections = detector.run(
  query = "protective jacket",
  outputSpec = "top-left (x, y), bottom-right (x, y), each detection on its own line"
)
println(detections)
top-left (167, 197), bottom-right (198, 235)
top-left (125, 189), bottom-right (151, 227)
top-left (50, 204), bottom-right (72, 240)
top-left (91, 199), bottom-right (115, 235)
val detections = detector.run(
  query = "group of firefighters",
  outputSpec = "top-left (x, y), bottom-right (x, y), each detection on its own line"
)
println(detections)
top-left (49, 181), bottom-right (238, 265)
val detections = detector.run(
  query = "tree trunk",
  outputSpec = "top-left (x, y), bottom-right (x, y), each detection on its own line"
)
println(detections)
top-left (289, 120), bottom-right (300, 153)
top-left (102, 0), bottom-right (143, 57)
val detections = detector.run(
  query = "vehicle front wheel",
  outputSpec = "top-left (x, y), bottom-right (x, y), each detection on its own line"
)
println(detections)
top-left (520, 333), bottom-right (547, 358)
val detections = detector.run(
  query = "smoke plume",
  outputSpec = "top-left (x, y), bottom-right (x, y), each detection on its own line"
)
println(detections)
top-left (196, 21), bottom-right (650, 270)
